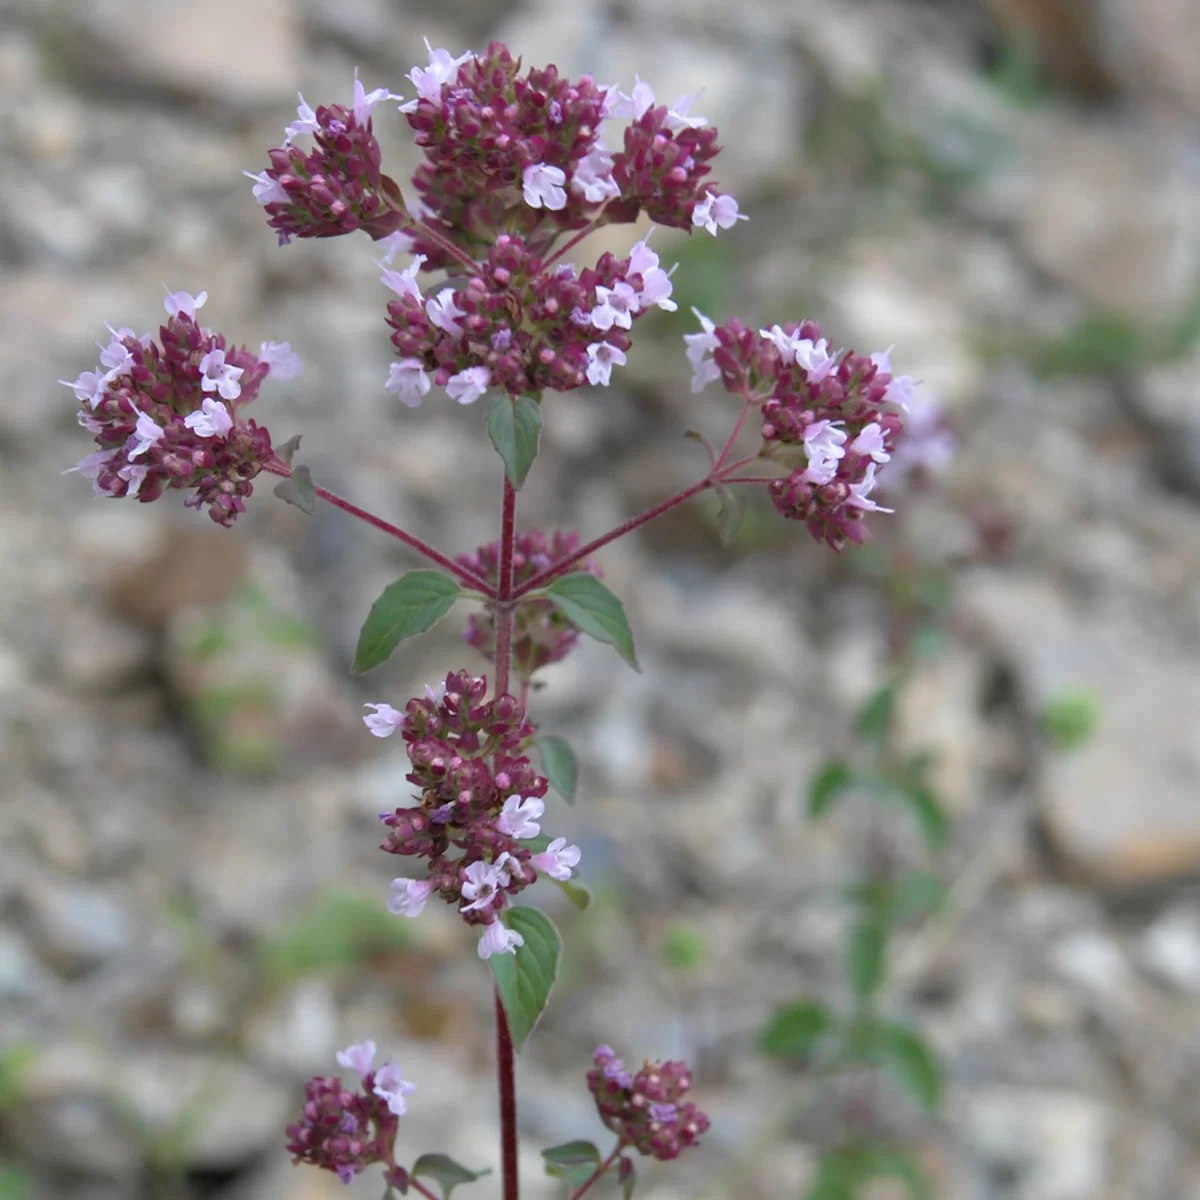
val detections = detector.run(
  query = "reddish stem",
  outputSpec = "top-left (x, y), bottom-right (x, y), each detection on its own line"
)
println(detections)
top-left (494, 475), bottom-right (518, 695)
top-left (512, 476), bottom-right (714, 599)
top-left (713, 398), bottom-right (753, 472)
top-left (264, 461), bottom-right (489, 592)
top-left (408, 1177), bottom-right (440, 1200)
top-left (495, 986), bottom-right (520, 1200)
top-left (543, 214), bottom-right (605, 268)
top-left (569, 1144), bottom-right (625, 1200)
top-left (411, 218), bottom-right (484, 275)
top-left (721, 474), bottom-right (784, 485)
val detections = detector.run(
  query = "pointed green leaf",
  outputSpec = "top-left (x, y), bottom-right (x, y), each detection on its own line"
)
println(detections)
top-left (537, 735), bottom-right (578, 803)
top-left (713, 482), bottom-right (745, 548)
top-left (275, 434), bottom-right (302, 466)
top-left (550, 877), bottom-right (591, 911)
top-left (684, 428), bottom-right (717, 465)
top-left (542, 1141), bottom-right (599, 1188)
top-left (873, 1022), bottom-right (941, 1111)
top-left (619, 1155), bottom-right (636, 1199)
top-left (808, 760), bottom-right (855, 818)
top-left (488, 906), bottom-right (561, 1050)
top-left (273, 464), bottom-right (316, 515)
top-left (759, 1001), bottom-right (834, 1060)
top-left (411, 1154), bottom-right (490, 1198)
top-left (545, 574), bottom-right (638, 670)
top-left (352, 571), bottom-right (460, 674)
top-left (898, 781), bottom-right (948, 848)
top-left (806, 1152), bottom-right (855, 1200)
top-left (486, 393), bottom-right (542, 490)
top-left (887, 871), bottom-right (946, 922)
top-left (855, 683), bottom-right (895, 743)
top-left (848, 919), bottom-right (885, 999)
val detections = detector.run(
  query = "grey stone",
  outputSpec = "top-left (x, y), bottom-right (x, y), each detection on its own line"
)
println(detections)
top-left (1139, 905), bottom-right (1200, 995)
top-left (23, 879), bottom-right (138, 974)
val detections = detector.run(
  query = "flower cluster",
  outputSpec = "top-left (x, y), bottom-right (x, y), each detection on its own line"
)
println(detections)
top-left (457, 529), bottom-right (599, 677)
top-left (365, 671), bottom-right (580, 958)
top-left (382, 231), bottom-right (677, 405)
top-left (588, 1046), bottom-right (710, 1161)
top-left (248, 72), bottom-right (405, 244)
top-left (687, 312), bottom-right (914, 549)
top-left (286, 1041), bottom-right (413, 1185)
top-left (62, 289), bottom-right (298, 526)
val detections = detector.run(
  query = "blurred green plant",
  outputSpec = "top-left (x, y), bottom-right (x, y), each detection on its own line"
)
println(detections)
top-left (661, 921), bottom-right (708, 975)
top-left (1040, 688), bottom-right (1100, 750)
top-left (0, 1044), bottom-right (38, 1113)
top-left (0, 1166), bottom-right (32, 1200)
top-left (760, 677), bottom-right (947, 1199)
top-left (983, 33), bottom-right (1053, 108)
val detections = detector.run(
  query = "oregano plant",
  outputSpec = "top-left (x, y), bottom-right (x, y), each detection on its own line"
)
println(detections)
top-left (60, 38), bottom-right (923, 1200)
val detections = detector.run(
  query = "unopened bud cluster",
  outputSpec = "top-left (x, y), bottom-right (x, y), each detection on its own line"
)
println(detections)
top-left (365, 672), bottom-right (580, 959)
top-left (457, 529), bottom-right (598, 677)
top-left (589, 1045), bottom-right (710, 1161)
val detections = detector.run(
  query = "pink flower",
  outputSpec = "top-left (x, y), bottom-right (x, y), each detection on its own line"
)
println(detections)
top-left (586, 341), bottom-right (626, 387)
top-left (870, 346), bottom-right (894, 374)
top-left (77, 410), bottom-right (104, 435)
top-left (386, 359), bottom-right (431, 408)
top-left (335, 1041), bottom-right (376, 1077)
top-left (759, 324), bottom-right (800, 358)
top-left (531, 837), bottom-right (581, 881)
top-left (260, 341), bottom-right (303, 381)
top-left (59, 370), bottom-right (109, 409)
top-left (628, 237), bottom-right (677, 312)
top-left (118, 462), bottom-right (148, 498)
top-left (399, 41), bottom-right (473, 112)
top-left (590, 282), bottom-right (639, 331)
top-left (362, 702), bottom-right (404, 737)
top-left (445, 366), bottom-right (490, 406)
top-left (570, 148), bottom-right (621, 204)
top-left (612, 77), bottom-right (657, 120)
top-left (376, 230), bottom-right (416, 265)
top-left (478, 921), bottom-right (525, 960)
top-left (184, 397), bottom-right (234, 439)
top-left (665, 93), bottom-right (707, 131)
top-left (389, 878), bottom-right (435, 918)
top-left (97, 337), bottom-right (133, 379)
top-left (424, 680), bottom-right (447, 705)
top-left (64, 449), bottom-right (119, 496)
top-left (244, 169), bottom-right (289, 206)
top-left (885, 374), bottom-right (915, 412)
top-left (426, 288), bottom-right (465, 337)
top-left (691, 191), bottom-right (747, 236)
top-left (353, 68), bottom-right (401, 126)
top-left (284, 94), bottom-right (320, 143)
top-left (460, 861), bottom-right (505, 913)
top-left (372, 1062), bottom-right (416, 1117)
top-left (198, 348), bottom-right (244, 401)
top-left (794, 338), bottom-right (837, 383)
top-left (126, 412), bottom-right (163, 460)
top-left (847, 462), bottom-right (894, 513)
top-left (496, 795), bottom-right (545, 839)
top-left (802, 419), bottom-right (847, 485)
top-left (162, 287), bottom-right (207, 320)
top-left (850, 422), bottom-right (889, 464)
top-left (522, 163), bottom-right (568, 211)
top-left (684, 308), bottom-right (721, 393)
top-left (380, 253), bottom-right (426, 300)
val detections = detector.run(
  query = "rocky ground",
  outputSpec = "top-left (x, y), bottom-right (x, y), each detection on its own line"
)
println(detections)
top-left (4, 0), bottom-right (1200, 1197)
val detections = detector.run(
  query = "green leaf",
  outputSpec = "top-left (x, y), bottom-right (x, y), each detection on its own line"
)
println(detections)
top-left (1041, 689), bottom-right (1100, 750)
top-left (847, 919), bottom-right (885, 999)
top-left (619, 1155), bottom-right (636, 1198)
top-left (661, 922), bottom-right (707, 973)
top-left (759, 1001), bottom-right (834, 1060)
top-left (805, 1152), bottom-right (855, 1200)
top-left (873, 1022), bottom-right (942, 1111)
top-left (684, 428), bottom-right (717, 465)
top-left (550, 877), bottom-right (592, 911)
top-left (488, 906), bottom-right (561, 1050)
top-left (273, 464), bottom-right (316, 515)
top-left (537, 735), bottom-right (578, 803)
top-left (545, 574), bottom-right (639, 670)
top-left (275, 434), bottom-right (302, 466)
top-left (855, 683), bottom-right (895, 742)
top-left (714, 482), bottom-right (745, 548)
top-left (352, 570), bottom-right (460, 674)
top-left (887, 871), bottom-right (946, 921)
top-left (411, 1154), bottom-right (490, 1198)
top-left (542, 1140), bottom-right (600, 1188)
top-left (900, 783), bottom-right (948, 848)
top-left (486, 393), bottom-right (542, 490)
top-left (858, 1147), bottom-right (931, 1199)
top-left (808, 760), bottom-right (855, 819)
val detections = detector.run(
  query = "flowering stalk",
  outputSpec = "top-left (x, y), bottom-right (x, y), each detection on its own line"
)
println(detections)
top-left (568, 1143), bottom-right (625, 1199)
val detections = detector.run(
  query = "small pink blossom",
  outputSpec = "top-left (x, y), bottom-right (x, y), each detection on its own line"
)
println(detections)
top-left (613, 77), bottom-right (657, 120)
top-left (666, 92), bottom-right (707, 131)
top-left (850, 422), bottom-right (889, 464)
top-left (570, 148), bottom-right (621, 204)
top-left (478, 921), bottom-right (524, 960)
top-left (127, 412), bottom-right (164, 460)
top-left (376, 230), bottom-right (416, 265)
top-left (684, 308), bottom-right (721, 393)
top-left (353, 68), bottom-right (401, 126)
top-left (522, 163), bottom-right (568, 211)
top-left (65, 449), bottom-right (119, 495)
top-left (389, 878), bottom-right (435, 918)
top-left (759, 324), bottom-right (800, 358)
top-left (372, 1062), bottom-right (416, 1116)
top-left (426, 288), bottom-right (465, 337)
top-left (386, 359), bottom-right (431, 408)
top-left (118, 462), bottom-right (148, 498)
top-left (445, 366), bottom-right (490, 406)
top-left (244, 169), bottom-right (289, 206)
top-left (76, 410), bottom-right (104, 435)
top-left (424, 680), bottom-right (447, 705)
top-left (59, 370), bottom-right (108, 409)
top-left (163, 287), bottom-right (207, 320)
top-left (260, 341), bottom-right (303, 381)
top-left (847, 462), bottom-right (894, 513)
top-left (691, 191), bottom-right (747, 236)
top-left (794, 338), bottom-right (837, 382)
top-left (460, 861), bottom-right (505, 913)
top-left (531, 837), bottom-right (581, 881)
top-left (399, 41), bottom-right (474, 112)
top-left (335, 1041), bottom-right (376, 1077)
top-left (802, 420), bottom-right (847, 485)
top-left (184, 397), bottom-right (234, 439)
top-left (586, 341), bottom-right (626, 387)
top-left (380, 253), bottom-right (427, 300)
top-left (97, 337), bottom-right (133, 378)
top-left (496, 795), bottom-right (545, 839)
top-left (284, 94), bottom-right (320, 143)
top-left (629, 236), bottom-right (677, 312)
top-left (870, 346), bottom-right (894, 374)
top-left (885, 374), bottom-right (915, 412)
top-left (198, 347), bottom-right (244, 401)
top-left (590, 282), bottom-right (639, 331)
top-left (363, 702), bottom-right (404, 737)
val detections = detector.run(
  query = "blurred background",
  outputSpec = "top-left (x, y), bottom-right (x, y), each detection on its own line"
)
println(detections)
top-left (4, 0), bottom-right (1200, 1196)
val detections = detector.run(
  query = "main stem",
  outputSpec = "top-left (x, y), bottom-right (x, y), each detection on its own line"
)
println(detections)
top-left (493, 472), bottom-right (520, 1200)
